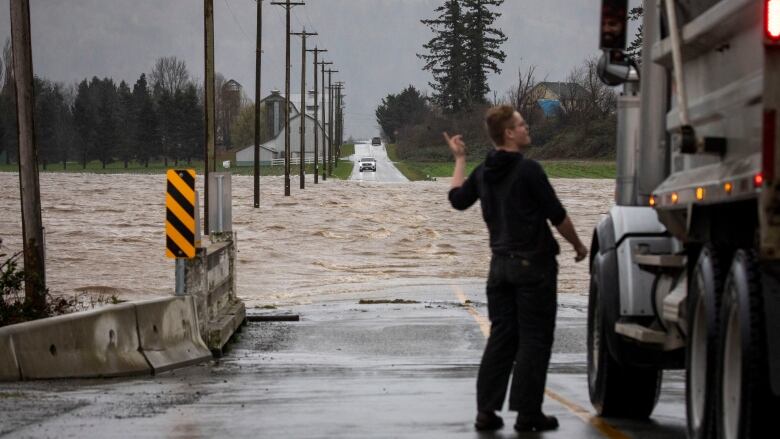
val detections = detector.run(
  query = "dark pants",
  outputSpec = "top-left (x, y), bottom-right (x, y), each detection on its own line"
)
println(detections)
top-left (476, 253), bottom-right (557, 416)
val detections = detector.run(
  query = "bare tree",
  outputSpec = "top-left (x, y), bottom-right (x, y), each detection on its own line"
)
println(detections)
top-left (506, 63), bottom-right (546, 124)
top-left (150, 56), bottom-right (190, 96)
top-left (562, 57), bottom-right (616, 123)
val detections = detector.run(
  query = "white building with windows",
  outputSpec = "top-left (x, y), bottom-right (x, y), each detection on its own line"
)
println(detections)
top-left (235, 90), bottom-right (332, 166)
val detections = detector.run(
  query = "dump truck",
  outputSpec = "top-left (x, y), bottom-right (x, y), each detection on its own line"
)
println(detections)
top-left (588, 1), bottom-right (780, 438)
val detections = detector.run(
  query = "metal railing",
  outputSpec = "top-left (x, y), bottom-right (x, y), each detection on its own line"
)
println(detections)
top-left (269, 157), bottom-right (316, 166)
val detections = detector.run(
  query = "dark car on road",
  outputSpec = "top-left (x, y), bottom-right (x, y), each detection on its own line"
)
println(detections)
top-left (371, 137), bottom-right (381, 146)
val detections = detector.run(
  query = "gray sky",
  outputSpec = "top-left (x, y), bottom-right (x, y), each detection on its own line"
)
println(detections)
top-left (0, 0), bottom-right (637, 138)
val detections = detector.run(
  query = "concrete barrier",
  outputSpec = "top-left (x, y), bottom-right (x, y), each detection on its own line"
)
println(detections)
top-left (11, 303), bottom-right (151, 379)
top-left (135, 296), bottom-right (212, 374)
top-left (184, 232), bottom-right (246, 354)
top-left (0, 328), bottom-right (20, 381)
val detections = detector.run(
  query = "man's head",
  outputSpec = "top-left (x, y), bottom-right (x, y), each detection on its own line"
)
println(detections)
top-left (485, 105), bottom-right (531, 150)
top-left (600, 2), bottom-right (627, 49)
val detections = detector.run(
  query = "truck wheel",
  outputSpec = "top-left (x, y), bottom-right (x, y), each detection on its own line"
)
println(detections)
top-left (716, 250), bottom-right (778, 439)
top-left (686, 247), bottom-right (724, 439)
top-left (587, 259), bottom-right (662, 419)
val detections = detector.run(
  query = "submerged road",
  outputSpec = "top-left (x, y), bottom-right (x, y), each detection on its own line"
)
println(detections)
top-left (0, 281), bottom-right (686, 438)
top-left (349, 141), bottom-right (409, 182)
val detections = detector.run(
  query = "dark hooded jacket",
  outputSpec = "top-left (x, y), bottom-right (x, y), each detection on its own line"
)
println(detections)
top-left (448, 150), bottom-right (566, 258)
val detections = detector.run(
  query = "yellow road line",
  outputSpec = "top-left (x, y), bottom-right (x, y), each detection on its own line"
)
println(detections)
top-left (450, 285), bottom-right (629, 439)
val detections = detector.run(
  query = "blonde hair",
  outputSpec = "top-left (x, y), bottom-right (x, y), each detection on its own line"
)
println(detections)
top-left (485, 105), bottom-right (516, 145)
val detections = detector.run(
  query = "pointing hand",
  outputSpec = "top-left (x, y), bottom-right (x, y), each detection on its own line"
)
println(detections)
top-left (443, 132), bottom-right (466, 159)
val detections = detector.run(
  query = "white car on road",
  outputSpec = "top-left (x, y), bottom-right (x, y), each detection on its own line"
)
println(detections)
top-left (359, 157), bottom-right (377, 172)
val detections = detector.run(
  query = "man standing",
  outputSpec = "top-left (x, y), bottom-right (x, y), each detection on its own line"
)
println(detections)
top-left (446, 105), bottom-right (587, 432)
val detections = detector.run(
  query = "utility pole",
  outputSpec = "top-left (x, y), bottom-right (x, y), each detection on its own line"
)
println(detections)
top-left (204, 0), bottom-right (216, 231)
top-left (291, 28), bottom-right (317, 190)
top-left (10, 0), bottom-right (46, 309)
top-left (254, 0), bottom-right (263, 208)
top-left (307, 47), bottom-right (327, 184)
top-left (334, 82), bottom-right (344, 165)
top-left (271, 0), bottom-right (304, 197)
top-left (325, 69), bottom-right (338, 176)
top-left (318, 60), bottom-right (333, 181)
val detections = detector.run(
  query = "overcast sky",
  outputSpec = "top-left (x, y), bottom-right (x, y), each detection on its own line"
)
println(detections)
top-left (0, 0), bottom-right (639, 138)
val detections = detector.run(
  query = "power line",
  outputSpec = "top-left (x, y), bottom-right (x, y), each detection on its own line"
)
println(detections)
top-left (223, 0), bottom-right (253, 44)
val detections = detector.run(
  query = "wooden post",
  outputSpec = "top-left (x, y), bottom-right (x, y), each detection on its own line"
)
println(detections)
top-left (291, 29), bottom-right (317, 189)
top-left (204, 0), bottom-right (216, 232)
top-left (307, 48), bottom-right (327, 184)
top-left (10, 0), bottom-right (46, 309)
top-left (254, 0), bottom-right (263, 208)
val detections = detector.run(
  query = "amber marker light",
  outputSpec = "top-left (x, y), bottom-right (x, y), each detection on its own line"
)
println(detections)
top-left (724, 182), bottom-right (733, 194)
top-left (671, 192), bottom-right (679, 204)
top-left (649, 195), bottom-right (656, 207)
top-left (755, 172), bottom-right (765, 188)
top-left (696, 187), bottom-right (705, 201)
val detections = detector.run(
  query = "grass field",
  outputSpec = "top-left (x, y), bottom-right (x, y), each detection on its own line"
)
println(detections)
top-left (385, 144), bottom-right (615, 181)
top-left (0, 158), bottom-right (356, 180)
top-left (339, 143), bottom-right (355, 158)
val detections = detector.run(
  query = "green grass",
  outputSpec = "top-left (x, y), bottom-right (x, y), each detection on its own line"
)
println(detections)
top-left (331, 159), bottom-right (355, 179)
top-left (0, 152), bottom-right (615, 181)
top-left (385, 145), bottom-right (616, 181)
top-left (0, 160), bottom-right (208, 174)
top-left (0, 159), bottom-right (356, 179)
top-left (339, 143), bottom-right (355, 157)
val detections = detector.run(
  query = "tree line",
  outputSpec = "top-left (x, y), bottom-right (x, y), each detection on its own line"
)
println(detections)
top-left (0, 45), bottom-right (257, 170)
top-left (377, 0), bottom-right (623, 162)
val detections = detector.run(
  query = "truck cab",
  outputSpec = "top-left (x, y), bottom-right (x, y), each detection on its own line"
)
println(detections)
top-left (588, 1), bottom-right (780, 437)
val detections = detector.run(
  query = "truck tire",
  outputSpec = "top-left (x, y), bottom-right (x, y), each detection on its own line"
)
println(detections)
top-left (686, 246), bottom-right (724, 439)
top-left (716, 250), bottom-right (779, 439)
top-left (587, 259), bottom-right (662, 419)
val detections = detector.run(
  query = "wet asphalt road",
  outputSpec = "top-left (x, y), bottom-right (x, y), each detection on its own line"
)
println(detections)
top-left (349, 142), bottom-right (409, 182)
top-left (0, 280), bottom-right (687, 438)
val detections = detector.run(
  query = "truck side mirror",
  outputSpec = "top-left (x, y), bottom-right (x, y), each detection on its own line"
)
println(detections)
top-left (600, 0), bottom-right (628, 50)
top-left (597, 50), bottom-right (634, 86)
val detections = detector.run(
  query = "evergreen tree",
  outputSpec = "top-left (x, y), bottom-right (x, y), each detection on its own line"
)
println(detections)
top-left (116, 81), bottom-right (134, 168)
top-left (95, 78), bottom-right (119, 169)
top-left (132, 74), bottom-right (159, 167)
top-left (155, 85), bottom-right (176, 167)
top-left (33, 77), bottom-right (58, 169)
top-left (375, 85), bottom-right (430, 142)
top-left (419, 0), bottom-right (468, 113)
top-left (179, 83), bottom-right (203, 164)
top-left (73, 78), bottom-right (97, 168)
top-left (462, 0), bottom-right (507, 105)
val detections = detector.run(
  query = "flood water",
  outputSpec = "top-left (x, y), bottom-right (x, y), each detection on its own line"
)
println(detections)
top-left (0, 172), bottom-right (614, 307)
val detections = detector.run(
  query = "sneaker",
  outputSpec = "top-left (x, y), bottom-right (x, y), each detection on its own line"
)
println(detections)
top-left (474, 411), bottom-right (504, 431)
top-left (514, 414), bottom-right (559, 432)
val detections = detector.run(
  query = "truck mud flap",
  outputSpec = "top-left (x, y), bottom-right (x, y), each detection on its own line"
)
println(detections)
top-left (594, 214), bottom-right (677, 369)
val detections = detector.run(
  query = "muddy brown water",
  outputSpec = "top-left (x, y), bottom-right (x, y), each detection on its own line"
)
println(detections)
top-left (0, 173), bottom-right (614, 307)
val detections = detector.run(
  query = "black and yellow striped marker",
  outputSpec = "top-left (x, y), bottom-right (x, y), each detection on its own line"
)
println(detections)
top-left (166, 169), bottom-right (196, 259)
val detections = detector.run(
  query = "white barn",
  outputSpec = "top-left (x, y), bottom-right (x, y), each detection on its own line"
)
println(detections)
top-left (235, 90), bottom-right (331, 166)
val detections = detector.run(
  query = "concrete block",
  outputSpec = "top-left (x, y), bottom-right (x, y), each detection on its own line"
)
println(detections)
top-left (11, 303), bottom-right (151, 379)
top-left (135, 296), bottom-right (212, 374)
top-left (206, 300), bottom-right (246, 354)
top-left (0, 327), bottom-right (20, 381)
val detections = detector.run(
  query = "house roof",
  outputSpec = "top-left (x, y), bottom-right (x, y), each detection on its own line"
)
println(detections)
top-left (535, 82), bottom-right (587, 100)
top-left (259, 91), bottom-right (332, 114)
